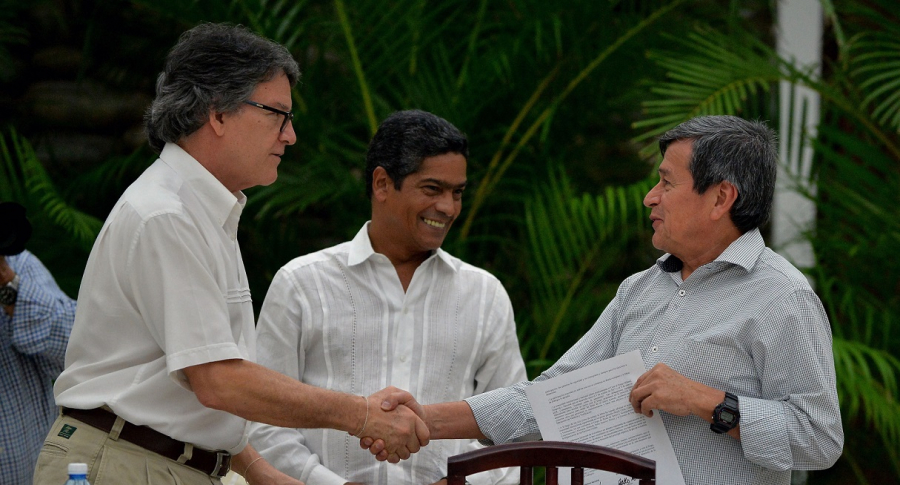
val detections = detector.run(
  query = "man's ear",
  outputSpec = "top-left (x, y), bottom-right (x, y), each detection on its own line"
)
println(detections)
top-left (711, 180), bottom-right (738, 221)
top-left (209, 111), bottom-right (227, 137)
top-left (371, 166), bottom-right (391, 202)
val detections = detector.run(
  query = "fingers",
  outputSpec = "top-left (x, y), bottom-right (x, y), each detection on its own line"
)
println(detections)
top-left (397, 447), bottom-right (411, 460)
top-left (372, 386), bottom-right (415, 413)
top-left (359, 391), bottom-right (427, 461)
top-left (358, 403), bottom-right (429, 461)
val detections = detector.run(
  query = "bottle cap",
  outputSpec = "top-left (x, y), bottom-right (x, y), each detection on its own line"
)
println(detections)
top-left (68, 463), bottom-right (88, 475)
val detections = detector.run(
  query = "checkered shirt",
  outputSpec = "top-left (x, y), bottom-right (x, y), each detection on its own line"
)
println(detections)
top-left (465, 229), bottom-right (843, 485)
top-left (1, 250), bottom-right (76, 484)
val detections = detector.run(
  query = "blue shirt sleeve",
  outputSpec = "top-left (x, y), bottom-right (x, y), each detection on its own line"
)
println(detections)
top-left (4, 250), bottom-right (76, 376)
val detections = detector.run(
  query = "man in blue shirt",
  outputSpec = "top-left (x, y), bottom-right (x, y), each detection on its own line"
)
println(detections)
top-left (0, 202), bottom-right (76, 484)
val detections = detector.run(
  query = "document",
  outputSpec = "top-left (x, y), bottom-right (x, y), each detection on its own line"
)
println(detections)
top-left (524, 350), bottom-right (685, 485)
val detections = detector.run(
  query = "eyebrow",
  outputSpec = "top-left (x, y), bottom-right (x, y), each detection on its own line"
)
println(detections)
top-left (420, 178), bottom-right (468, 190)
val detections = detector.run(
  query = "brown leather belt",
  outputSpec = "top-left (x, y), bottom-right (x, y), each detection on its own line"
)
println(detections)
top-left (61, 407), bottom-right (231, 478)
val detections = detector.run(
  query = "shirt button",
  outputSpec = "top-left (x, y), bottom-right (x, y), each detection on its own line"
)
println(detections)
top-left (400, 355), bottom-right (408, 362)
top-left (678, 289), bottom-right (686, 297)
top-left (650, 345), bottom-right (658, 353)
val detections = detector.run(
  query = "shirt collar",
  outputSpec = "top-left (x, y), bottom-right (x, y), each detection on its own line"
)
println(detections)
top-left (656, 227), bottom-right (765, 274)
top-left (347, 222), bottom-right (458, 272)
top-left (159, 143), bottom-right (246, 239)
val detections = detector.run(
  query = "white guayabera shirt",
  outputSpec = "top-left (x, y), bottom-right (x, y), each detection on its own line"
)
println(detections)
top-left (467, 228), bottom-right (844, 485)
top-left (56, 143), bottom-right (255, 454)
top-left (250, 223), bottom-right (527, 485)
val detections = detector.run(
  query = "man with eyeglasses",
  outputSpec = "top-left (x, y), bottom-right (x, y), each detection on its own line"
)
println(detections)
top-left (33, 23), bottom-right (427, 485)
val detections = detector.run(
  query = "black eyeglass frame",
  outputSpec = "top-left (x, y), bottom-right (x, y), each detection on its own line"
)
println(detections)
top-left (243, 100), bottom-right (294, 132)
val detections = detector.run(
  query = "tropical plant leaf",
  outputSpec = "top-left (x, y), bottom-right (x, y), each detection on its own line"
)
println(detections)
top-left (850, 32), bottom-right (900, 131)
top-left (0, 128), bottom-right (102, 252)
top-left (523, 166), bottom-right (653, 364)
top-left (632, 26), bottom-right (782, 156)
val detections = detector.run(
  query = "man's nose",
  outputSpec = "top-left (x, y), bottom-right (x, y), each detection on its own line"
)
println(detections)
top-left (281, 120), bottom-right (297, 145)
top-left (435, 191), bottom-right (456, 215)
top-left (643, 184), bottom-right (660, 207)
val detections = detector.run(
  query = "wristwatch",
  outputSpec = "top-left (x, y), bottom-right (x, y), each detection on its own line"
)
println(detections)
top-left (0, 273), bottom-right (19, 306)
top-left (710, 391), bottom-right (740, 434)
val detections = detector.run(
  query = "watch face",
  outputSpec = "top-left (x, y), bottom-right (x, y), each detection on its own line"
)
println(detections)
top-left (0, 285), bottom-right (16, 305)
top-left (720, 409), bottom-right (736, 424)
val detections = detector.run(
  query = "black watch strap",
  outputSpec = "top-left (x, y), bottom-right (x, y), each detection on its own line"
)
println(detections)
top-left (710, 391), bottom-right (740, 434)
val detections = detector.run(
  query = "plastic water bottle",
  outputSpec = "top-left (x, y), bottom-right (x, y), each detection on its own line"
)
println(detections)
top-left (64, 463), bottom-right (91, 485)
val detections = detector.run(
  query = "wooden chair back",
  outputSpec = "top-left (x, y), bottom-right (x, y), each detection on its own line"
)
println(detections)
top-left (446, 441), bottom-right (656, 485)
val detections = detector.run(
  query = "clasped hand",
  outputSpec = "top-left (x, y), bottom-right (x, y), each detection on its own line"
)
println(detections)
top-left (360, 386), bottom-right (429, 463)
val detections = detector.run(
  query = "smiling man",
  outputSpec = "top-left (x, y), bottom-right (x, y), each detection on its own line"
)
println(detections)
top-left (368, 115), bottom-right (844, 485)
top-left (33, 24), bottom-right (426, 485)
top-left (249, 110), bottom-right (526, 485)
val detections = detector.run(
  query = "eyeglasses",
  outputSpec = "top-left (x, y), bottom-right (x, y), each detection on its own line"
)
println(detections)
top-left (243, 100), bottom-right (294, 132)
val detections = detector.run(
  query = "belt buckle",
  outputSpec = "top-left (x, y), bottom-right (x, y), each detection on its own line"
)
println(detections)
top-left (210, 451), bottom-right (231, 478)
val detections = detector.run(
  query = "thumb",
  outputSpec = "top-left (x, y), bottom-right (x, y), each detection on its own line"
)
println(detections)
top-left (380, 391), bottom-right (408, 411)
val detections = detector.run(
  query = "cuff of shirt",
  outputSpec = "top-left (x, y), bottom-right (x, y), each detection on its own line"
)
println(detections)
top-left (464, 392), bottom-right (541, 445)
top-left (305, 463), bottom-right (347, 485)
top-left (735, 396), bottom-right (792, 471)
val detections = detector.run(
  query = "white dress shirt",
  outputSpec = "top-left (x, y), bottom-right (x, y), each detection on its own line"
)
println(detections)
top-left (250, 223), bottom-right (526, 485)
top-left (467, 229), bottom-right (843, 485)
top-left (55, 143), bottom-right (255, 454)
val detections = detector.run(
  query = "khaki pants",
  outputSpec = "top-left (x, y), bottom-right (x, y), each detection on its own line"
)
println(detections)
top-left (33, 414), bottom-right (221, 485)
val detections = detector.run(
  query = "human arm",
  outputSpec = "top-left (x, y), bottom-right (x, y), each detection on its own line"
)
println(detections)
top-left (1, 252), bottom-right (76, 372)
top-left (630, 362), bottom-right (741, 440)
top-left (365, 294), bottom-right (625, 458)
top-left (250, 422), bottom-right (351, 485)
top-left (248, 267), bottom-right (378, 484)
top-left (128, 211), bottom-right (427, 460)
top-left (462, 281), bottom-right (527, 485)
top-left (735, 289), bottom-right (843, 470)
top-left (183, 360), bottom-right (428, 460)
top-left (232, 443), bottom-right (304, 485)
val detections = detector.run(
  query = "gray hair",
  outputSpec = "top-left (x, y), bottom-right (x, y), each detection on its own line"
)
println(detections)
top-left (144, 23), bottom-right (300, 152)
top-left (659, 115), bottom-right (777, 233)
top-left (364, 110), bottom-right (468, 198)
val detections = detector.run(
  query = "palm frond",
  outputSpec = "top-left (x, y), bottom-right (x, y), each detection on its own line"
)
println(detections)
top-left (459, 0), bottom-right (685, 238)
top-left (0, 128), bottom-right (102, 252)
top-left (524, 167), bottom-right (653, 363)
top-left (832, 336), bottom-right (900, 456)
top-left (850, 32), bottom-right (900, 131)
top-left (632, 27), bottom-right (782, 155)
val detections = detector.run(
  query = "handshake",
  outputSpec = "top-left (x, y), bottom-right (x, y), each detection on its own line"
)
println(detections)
top-left (352, 386), bottom-right (434, 464)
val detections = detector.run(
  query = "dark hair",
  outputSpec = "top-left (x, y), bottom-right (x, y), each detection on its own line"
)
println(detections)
top-left (0, 202), bottom-right (31, 256)
top-left (659, 115), bottom-right (777, 233)
top-left (144, 23), bottom-right (300, 152)
top-left (364, 110), bottom-right (468, 198)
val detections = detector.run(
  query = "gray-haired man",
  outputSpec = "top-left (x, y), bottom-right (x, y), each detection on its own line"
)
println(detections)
top-left (34, 23), bottom-right (426, 485)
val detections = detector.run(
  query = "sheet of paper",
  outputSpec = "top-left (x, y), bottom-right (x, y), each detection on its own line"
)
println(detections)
top-left (524, 350), bottom-right (685, 485)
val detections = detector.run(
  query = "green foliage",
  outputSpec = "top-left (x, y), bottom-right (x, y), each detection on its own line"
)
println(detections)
top-left (632, 27), bottom-right (781, 155)
top-left (523, 168), bottom-right (653, 367)
top-left (0, 127), bottom-right (101, 296)
top-left (0, 127), bottom-right (102, 253)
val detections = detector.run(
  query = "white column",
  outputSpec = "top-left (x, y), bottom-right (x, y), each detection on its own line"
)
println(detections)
top-left (773, 0), bottom-right (822, 271)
